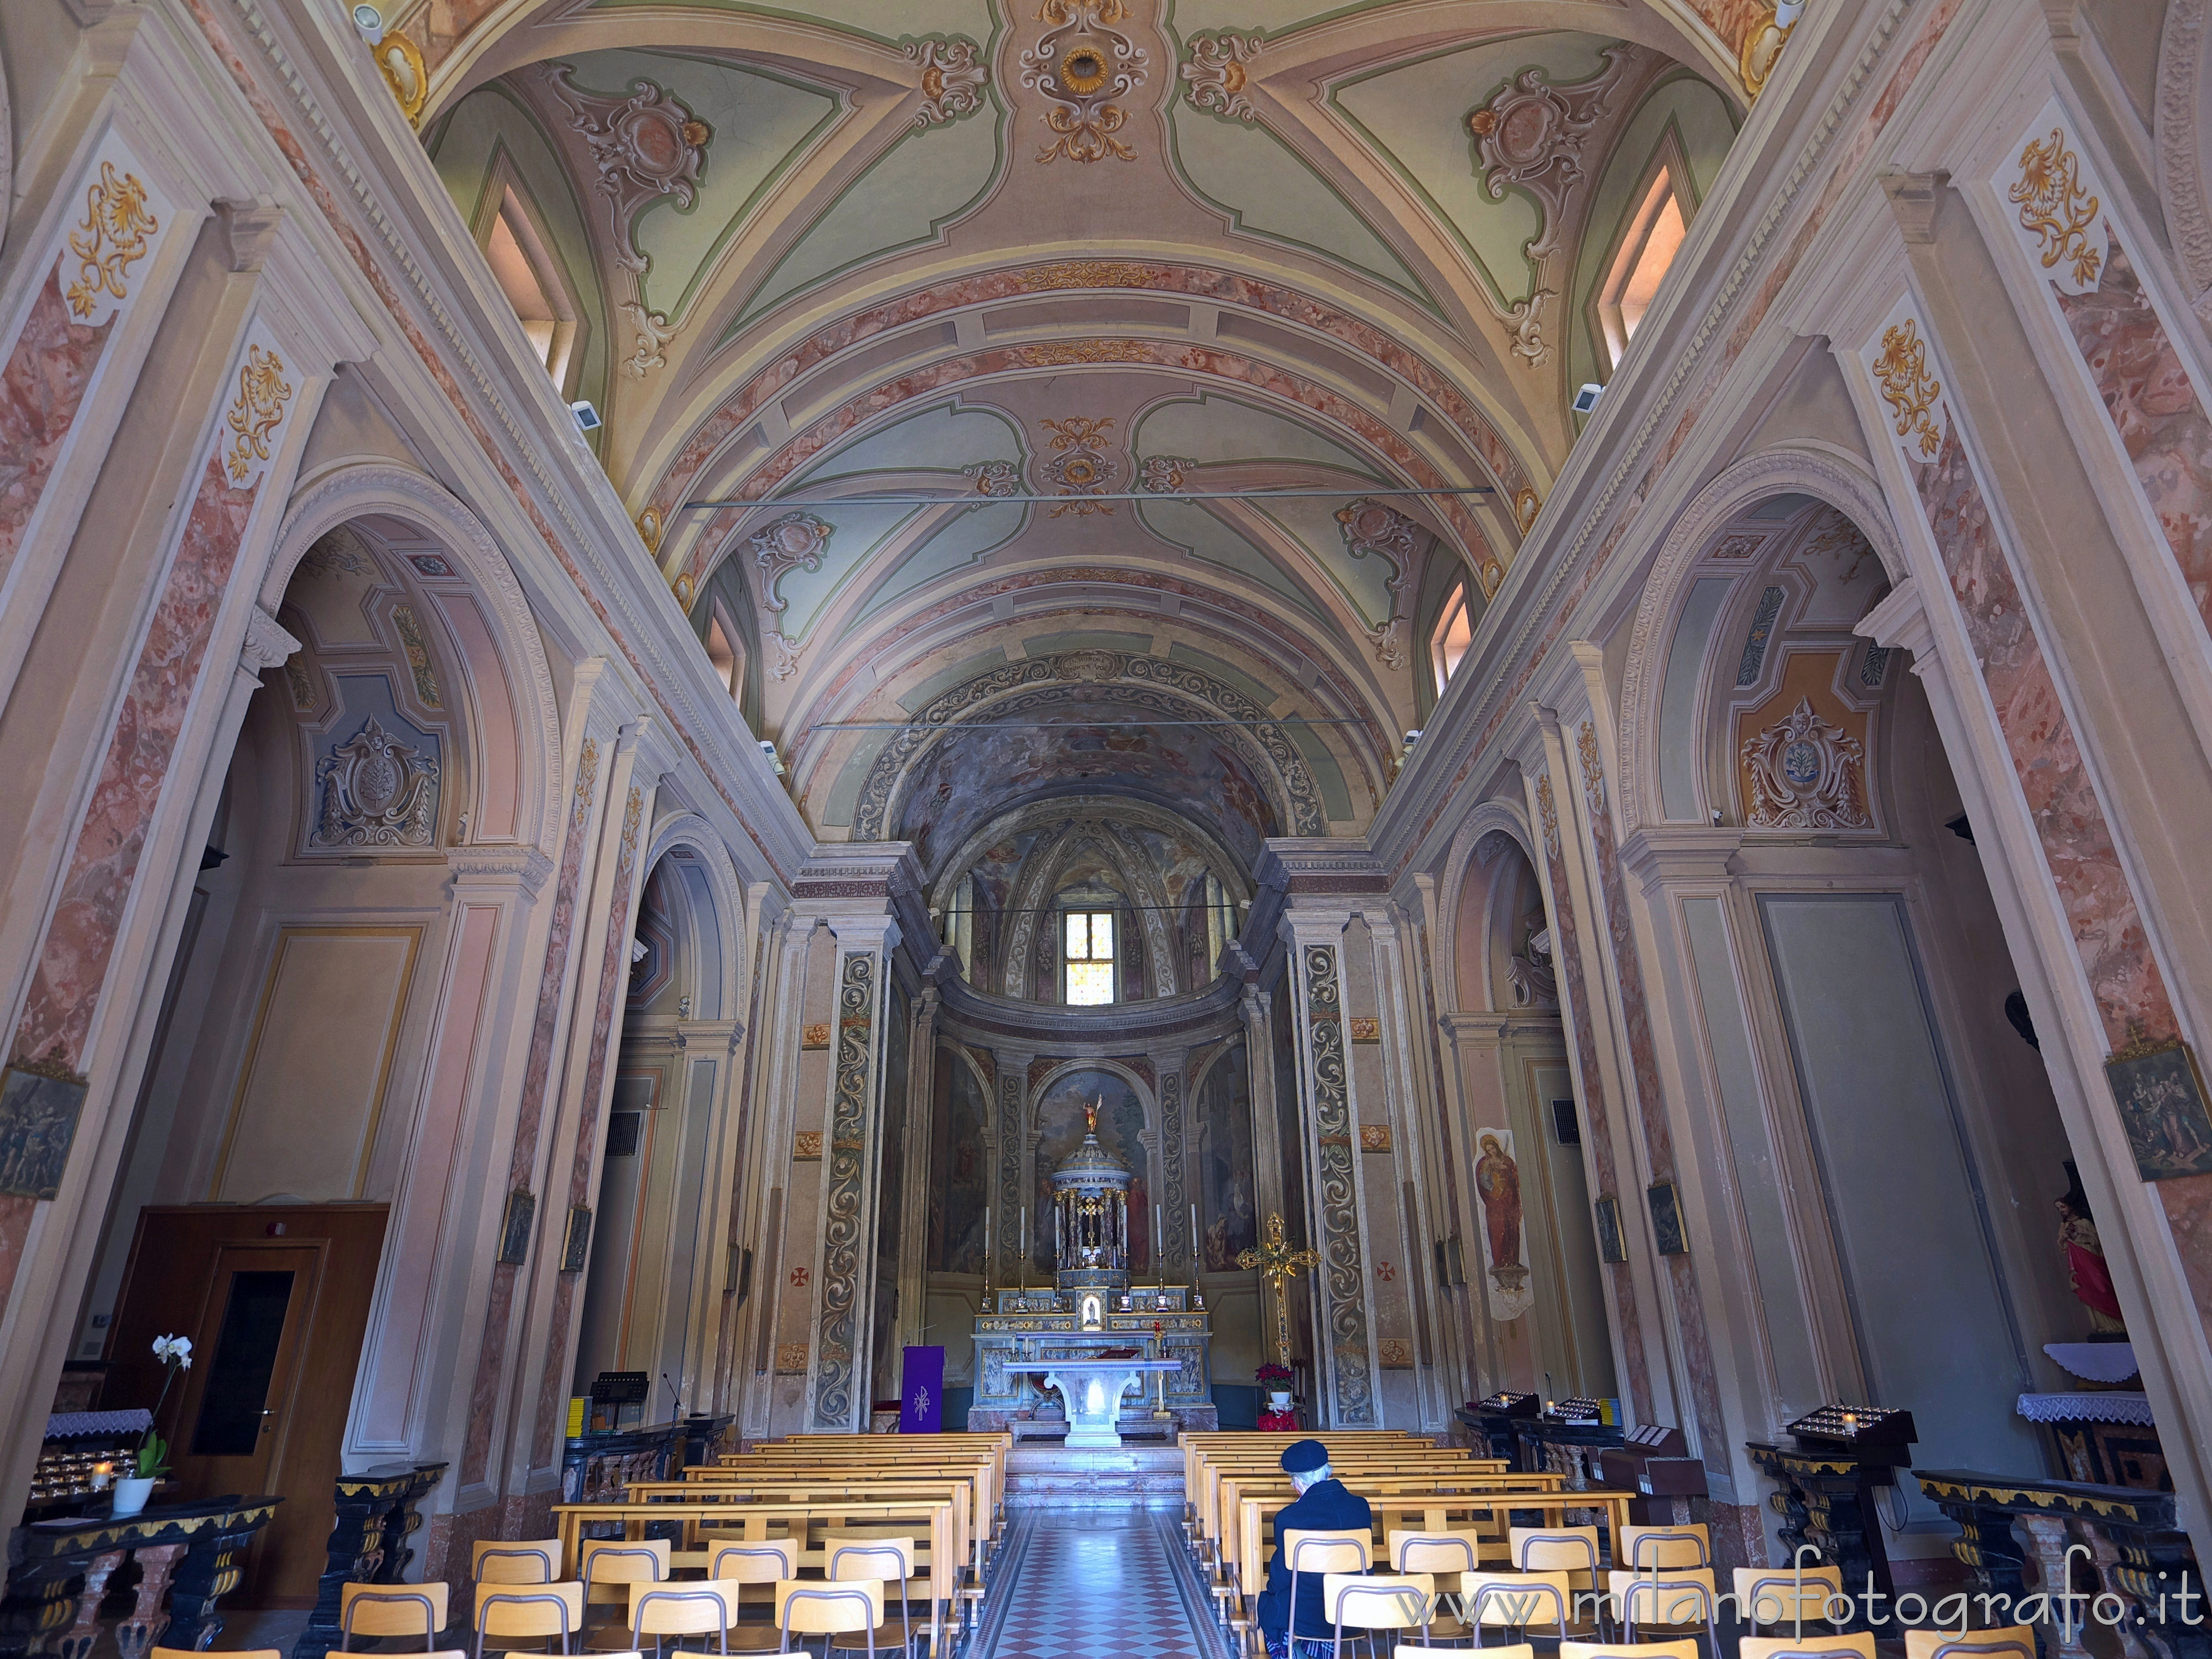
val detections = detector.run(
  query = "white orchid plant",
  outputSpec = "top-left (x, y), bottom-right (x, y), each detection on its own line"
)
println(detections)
top-left (135, 1334), bottom-right (192, 1478)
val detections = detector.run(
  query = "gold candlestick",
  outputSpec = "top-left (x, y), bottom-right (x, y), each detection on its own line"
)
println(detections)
top-left (1239, 1212), bottom-right (1322, 1373)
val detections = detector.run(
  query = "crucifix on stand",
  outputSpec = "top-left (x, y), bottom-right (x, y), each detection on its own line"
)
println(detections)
top-left (1239, 1211), bottom-right (1321, 1373)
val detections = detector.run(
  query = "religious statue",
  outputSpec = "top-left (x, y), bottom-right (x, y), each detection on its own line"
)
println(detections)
top-left (1507, 924), bottom-right (1558, 1010)
top-left (1475, 1130), bottom-right (1532, 1318)
top-left (1086, 1097), bottom-right (1100, 1135)
top-left (2057, 1168), bottom-right (2125, 1335)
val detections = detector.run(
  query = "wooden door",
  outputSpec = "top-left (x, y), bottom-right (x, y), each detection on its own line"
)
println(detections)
top-left (108, 1204), bottom-right (389, 1607)
top-left (165, 1243), bottom-right (322, 1507)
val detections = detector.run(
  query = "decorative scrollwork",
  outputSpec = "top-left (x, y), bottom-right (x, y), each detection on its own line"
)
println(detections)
top-left (1536, 771), bottom-right (1561, 860)
top-left (1139, 455), bottom-right (1194, 492)
top-left (749, 511), bottom-right (832, 612)
top-left (964, 458), bottom-right (1022, 497)
top-left (66, 160), bottom-right (159, 322)
top-left (1039, 415), bottom-right (1119, 515)
top-left (812, 949), bottom-right (878, 1430)
top-left (906, 36), bottom-right (989, 127)
top-left (1181, 33), bottom-right (1262, 121)
top-left (1302, 943), bottom-right (1375, 1424)
top-left (1872, 318), bottom-right (1945, 459)
top-left (224, 344), bottom-right (294, 484)
top-left (2009, 127), bottom-right (2104, 289)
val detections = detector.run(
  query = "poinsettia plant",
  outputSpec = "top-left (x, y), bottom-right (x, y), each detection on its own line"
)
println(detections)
top-left (1254, 1363), bottom-right (1294, 1386)
top-left (135, 1334), bottom-right (192, 1478)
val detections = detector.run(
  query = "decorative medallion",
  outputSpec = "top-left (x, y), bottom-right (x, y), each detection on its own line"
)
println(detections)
top-left (1021, 0), bottom-right (1148, 164)
top-left (906, 37), bottom-right (989, 127)
top-left (670, 571), bottom-right (696, 610)
top-left (311, 714), bottom-right (440, 848)
top-left (2008, 127), bottom-right (2105, 290)
top-left (802, 1022), bottom-right (833, 1048)
top-left (749, 511), bottom-right (832, 612)
top-left (1359, 1124), bottom-right (1392, 1153)
top-left (1736, 1), bottom-right (1796, 99)
top-left (373, 29), bottom-right (429, 126)
top-left (1377, 1338), bottom-right (1413, 1369)
top-left (1513, 487), bottom-right (1541, 534)
top-left (66, 159), bottom-right (158, 321)
top-left (1039, 416), bottom-right (1119, 514)
top-left (1871, 314), bottom-right (1946, 461)
top-left (775, 1343), bottom-right (810, 1375)
top-left (223, 343), bottom-right (294, 486)
top-left (793, 1130), bottom-right (824, 1159)
top-left (1349, 1018), bottom-right (1380, 1043)
top-left (1181, 34), bottom-right (1262, 122)
top-left (635, 506), bottom-right (664, 552)
top-left (1740, 696), bottom-right (1872, 830)
top-left (1467, 48), bottom-right (1641, 265)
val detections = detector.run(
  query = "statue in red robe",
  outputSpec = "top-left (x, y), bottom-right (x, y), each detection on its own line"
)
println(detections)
top-left (2057, 1191), bottom-right (2125, 1334)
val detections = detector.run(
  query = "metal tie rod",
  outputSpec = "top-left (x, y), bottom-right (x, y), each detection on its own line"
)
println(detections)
top-left (681, 484), bottom-right (1496, 509)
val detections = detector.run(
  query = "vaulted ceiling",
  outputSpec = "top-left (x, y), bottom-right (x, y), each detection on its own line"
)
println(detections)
top-left (406, 0), bottom-right (1756, 868)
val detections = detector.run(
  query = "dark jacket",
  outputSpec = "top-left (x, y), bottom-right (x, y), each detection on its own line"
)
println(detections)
top-left (1256, 1478), bottom-right (1374, 1640)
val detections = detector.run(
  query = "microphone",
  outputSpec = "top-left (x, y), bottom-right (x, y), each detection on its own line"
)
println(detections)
top-left (662, 1373), bottom-right (681, 1417)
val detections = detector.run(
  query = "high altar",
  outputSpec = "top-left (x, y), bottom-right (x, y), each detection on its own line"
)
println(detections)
top-left (967, 1105), bottom-right (1218, 1435)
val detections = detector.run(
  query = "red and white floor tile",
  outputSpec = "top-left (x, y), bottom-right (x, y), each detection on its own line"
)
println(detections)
top-left (969, 1512), bottom-right (1228, 1658)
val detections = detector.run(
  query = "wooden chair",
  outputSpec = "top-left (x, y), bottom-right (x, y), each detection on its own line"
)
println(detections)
top-left (341, 1582), bottom-right (450, 1651)
top-left (1462, 1570), bottom-right (1577, 1645)
top-left (1284, 1529), bottom-right (1374, 1647)
top-left (774, 1579), bottom-right (885, 1657)
top-left (1618, 1526), bottom-right (1709, 1572)
top-left (1741, 1635), bottom-right (1876, 1659)
top-left (1606, 1569), bottom-right (1718, 1652)
top-left (1733, 1566), bottom-right (1846, 1632)
top-left (1903, 1627), bottom-right (2038, 1659)
top-left (1397, 1646), bottom-right (1532, 1659)
top-left (628, 1582), bottom-right (740, 1659)
top-left (821, 1537), bottom-right (918, 1655)
top-left (476, 1540), bottom-right (565, 1585)
top-left (1322, 1574), bottom-right (1434, 1659)
top-left (707, 1542), bottom-right (800, 1655)
top-left (1561, 1642), bottom-right (1702, 1659)
top-left (1508, 1526), bottom-right (1603, 1590)
top-left (473, 1583), bottom-right (585, 1659)
top-left (581, 1542), bottom-right (670, 1652)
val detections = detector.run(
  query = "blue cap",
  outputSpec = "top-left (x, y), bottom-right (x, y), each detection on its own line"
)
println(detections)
top-left (1281, 1438), bottom-right (1329, 1474)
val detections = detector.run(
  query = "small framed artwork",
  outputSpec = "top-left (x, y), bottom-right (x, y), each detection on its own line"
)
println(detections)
top-left (560, 1206), bottom-right (593, 1272)
top-left (1647, 1181), bottom-right (1688, 1256)
top-left (1593, 1196), bottom-right (1627, 1264)
top-left (497, 1189), bottom-right (536, 1266)
top-left (2104, 1035), bottom-right (2212, 1181)
top-left (1551, 1098), bottom-right (1581, 1146)
top-left (0, 1060), bottom-right (87, 1200)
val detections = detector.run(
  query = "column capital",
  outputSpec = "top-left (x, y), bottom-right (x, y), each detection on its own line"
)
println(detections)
top-left (1617, 827), bottom-right (1743, 891)
top-left (446, 844), bottom-right (556, 900)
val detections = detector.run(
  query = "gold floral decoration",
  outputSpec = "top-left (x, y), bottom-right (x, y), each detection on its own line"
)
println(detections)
top-left (1872, 319), bottom-right (1944, 459)
top-left (1020, 339), bottom-right (1152, 367)
top-left (2008, 128), bottom-right (2103, 289)
top-left (1059, 44), bottom-right (1109, 95)
top-left (224, 345), bottom-right (295, 483)
top-left (65, 161), bottom-right (159, 320)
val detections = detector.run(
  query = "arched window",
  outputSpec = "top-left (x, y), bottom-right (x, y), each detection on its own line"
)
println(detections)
top-left (1599, 164), bottom-right (1690, 369)
top-left (1432, 582), bottom-right (1474, 693)
top-left (1064, 911), bottom-right (1115, 1005)
top-left (483, 187), bottom-right (578, 390)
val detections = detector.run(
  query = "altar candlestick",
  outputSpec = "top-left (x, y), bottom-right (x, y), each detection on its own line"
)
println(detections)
top-left (1154, 1204), bottom-right (1162, 1278)
top-left (1191, 1203), bottom-right (1199, 1270)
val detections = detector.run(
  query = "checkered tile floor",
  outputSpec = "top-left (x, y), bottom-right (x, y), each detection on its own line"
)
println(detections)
top-left (969, 1512), bottom-right (1228, 1658)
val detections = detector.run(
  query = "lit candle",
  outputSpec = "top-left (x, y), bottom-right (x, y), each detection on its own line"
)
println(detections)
top-left (1190, 1203), bottom-right (1199, 1266)
top-left (1155, 1204), bottom-right (1163, 1275)
top-left (90, 1462), bottom-right (112, 1491)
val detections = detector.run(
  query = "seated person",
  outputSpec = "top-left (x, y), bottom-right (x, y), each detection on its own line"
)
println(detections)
top-left (1256, 1438), bottom-right (1372, 1658)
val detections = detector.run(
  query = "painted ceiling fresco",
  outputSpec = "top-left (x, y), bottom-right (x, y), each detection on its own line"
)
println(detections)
top-left (408, 0), bottom-right (1752, 864)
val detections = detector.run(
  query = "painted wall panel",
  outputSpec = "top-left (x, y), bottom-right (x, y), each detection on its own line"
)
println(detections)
top-left (213, 927), bottom-right (418, 1202)
top-left (1758, 895), bottom-right (2039, 1506)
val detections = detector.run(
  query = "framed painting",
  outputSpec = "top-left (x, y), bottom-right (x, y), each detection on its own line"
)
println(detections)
top-left (1593, 1196), bottom-right (1627, 1264)
top-left (560, 1205), bottom-right (593, 1272)
top-left (497, 1189), bottom-right (536, 1266)
top-left (2104, 1036), bottom-right (2212, 1181)
top-left (1647, 1181), bottom-right (1688, 1256)
top-left (0, 1061), bottom-right (87, 1200)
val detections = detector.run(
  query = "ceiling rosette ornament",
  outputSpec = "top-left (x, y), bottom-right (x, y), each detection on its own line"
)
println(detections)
top-left (312, 716), bottom-right (440, 848)
top-left (1180, 34), bottom-right (1262, 121)
top-left (1740, 697), bottom-right (1872, 831)
top-left (1038, 416), bottom-right (1120, 515)
top-left (1021, 0), bottom-right (1149, 164)
top-left (905, 37), bottom-right (990, 127)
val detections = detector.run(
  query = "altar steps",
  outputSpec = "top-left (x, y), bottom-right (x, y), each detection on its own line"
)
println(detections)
top-left (1005, 1444), bottom-right (1186, 1510)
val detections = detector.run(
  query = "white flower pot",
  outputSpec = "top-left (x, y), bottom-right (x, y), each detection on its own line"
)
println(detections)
top-left (1268, 1391), bottom-right (1293, 1410)
top-left (111, 1475), bottom-right (156, 1517)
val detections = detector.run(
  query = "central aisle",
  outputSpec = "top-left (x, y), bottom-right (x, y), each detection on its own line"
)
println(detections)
top-left (969, 1511), bottom-right (1227, 1658)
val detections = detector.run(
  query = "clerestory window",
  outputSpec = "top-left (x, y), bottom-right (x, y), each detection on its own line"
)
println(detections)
top-left (1064, 911), bottom-right (1115, 1005)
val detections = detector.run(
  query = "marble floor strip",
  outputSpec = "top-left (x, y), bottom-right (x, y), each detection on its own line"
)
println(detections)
top-left (969, 1510), bottom-right (1230, 1658)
